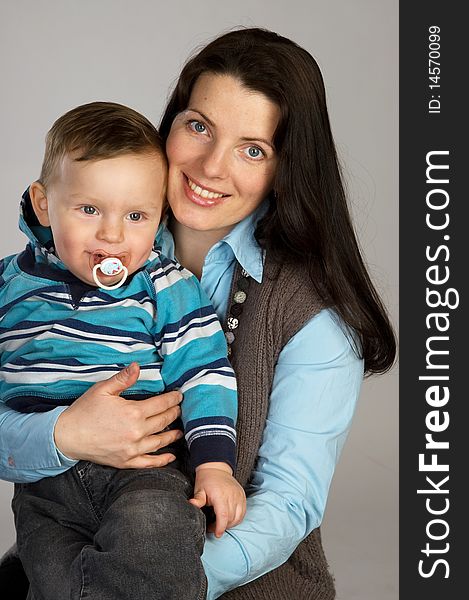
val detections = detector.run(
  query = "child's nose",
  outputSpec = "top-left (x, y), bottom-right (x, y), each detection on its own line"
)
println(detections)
top-left (96, 219), bottom-right (124, 244)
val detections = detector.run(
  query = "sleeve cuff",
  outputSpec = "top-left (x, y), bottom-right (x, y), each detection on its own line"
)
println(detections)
top-left (0, 405), bottom-right (77, 482)
top-left (186, 417), bottom-right (237, 472)
top-left (50, 406), bottom-right (79, 467)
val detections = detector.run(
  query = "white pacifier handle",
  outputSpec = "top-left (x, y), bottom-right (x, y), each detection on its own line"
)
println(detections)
top-left (92, 257), bottom-right (128, 290)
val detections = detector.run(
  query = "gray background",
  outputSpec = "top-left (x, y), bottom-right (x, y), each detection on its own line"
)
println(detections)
top-left (0, 1), bottom-right (398, 599)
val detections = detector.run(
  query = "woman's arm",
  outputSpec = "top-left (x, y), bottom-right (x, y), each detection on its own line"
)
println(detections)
top-left (1, 364), bottom-right (183, 483)
top-left (201, 309), bottom-right (364, 599)
top-left (0, 403), bottom-right (76, 482)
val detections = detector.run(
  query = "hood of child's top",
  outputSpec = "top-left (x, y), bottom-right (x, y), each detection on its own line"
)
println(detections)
top-left (19, 187), bottom-right (55, 251)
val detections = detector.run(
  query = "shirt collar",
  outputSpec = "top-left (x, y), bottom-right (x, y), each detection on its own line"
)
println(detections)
top-left (216, 202), bottom-right (267, 283)
top-left (157, 201), bottom-right (268, 283)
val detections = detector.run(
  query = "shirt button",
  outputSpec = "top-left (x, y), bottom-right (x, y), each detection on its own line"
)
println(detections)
top-left (8, 456), bottom-right (15, 467)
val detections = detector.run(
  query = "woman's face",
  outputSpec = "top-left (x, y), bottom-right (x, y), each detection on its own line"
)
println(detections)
top-left (166, 73), bottom-right (280, 237)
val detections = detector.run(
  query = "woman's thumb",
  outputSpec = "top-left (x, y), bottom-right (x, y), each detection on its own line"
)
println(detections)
top-left (102, 362), bottom-right (140, 395)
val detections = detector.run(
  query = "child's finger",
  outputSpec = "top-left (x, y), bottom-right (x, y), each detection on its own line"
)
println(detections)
top-left (234, 501), bottom-right (247, 525)
top-left (189, 490), bottom-right (207, 508)
top-left (214, 511), bottom-right (229, 538)
top-left (207, 521), bottom-right (216, 535)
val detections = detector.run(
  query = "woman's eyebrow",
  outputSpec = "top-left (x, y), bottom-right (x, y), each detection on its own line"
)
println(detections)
top-left (185, 108), bottom-right (215, 127)
top-left (239, 136), bottom-right (275, 151)
top-left (185, 108), bottom-right (275, 151)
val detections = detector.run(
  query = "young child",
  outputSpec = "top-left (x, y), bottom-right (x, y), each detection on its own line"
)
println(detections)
top-left (0, 101), bottom-right (245, 599)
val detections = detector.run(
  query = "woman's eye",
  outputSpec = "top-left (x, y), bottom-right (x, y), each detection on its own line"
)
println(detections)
top-left (188, 120), bottom-right (207, 134)
top-left (128, 212), bottom-right (142, 222)
top-left (82, 206), bottom-right (97, 215)
top-left (244, 146), bottom-right (264, 160)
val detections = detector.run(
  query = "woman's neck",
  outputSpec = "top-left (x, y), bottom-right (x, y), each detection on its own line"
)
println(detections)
top-left (170, 218), bottom-right (230, 280)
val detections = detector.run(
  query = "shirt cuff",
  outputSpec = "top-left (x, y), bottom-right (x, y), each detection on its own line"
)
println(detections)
top-left (49, 406), bottom-right (79, 467)
top-left (186, 416), bottom-right (237, 471)
top-left (0, 404), bottom-right (77, 482)
top-left (55, 445), bottom-right (79, 467)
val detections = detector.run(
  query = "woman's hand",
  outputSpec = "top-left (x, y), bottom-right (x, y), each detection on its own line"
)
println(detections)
top-left (53, 362), bottom-right (183, 469)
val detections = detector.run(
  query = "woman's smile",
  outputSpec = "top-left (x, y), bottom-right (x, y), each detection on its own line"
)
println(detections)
top-left (183, 173), bottom-right (230, 206)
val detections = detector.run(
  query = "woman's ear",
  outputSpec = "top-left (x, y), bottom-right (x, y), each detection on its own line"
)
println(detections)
top-left (29, 182), bottom-right (51, 227)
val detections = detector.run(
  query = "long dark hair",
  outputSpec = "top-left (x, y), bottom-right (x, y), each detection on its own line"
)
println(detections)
top-left (159, 27), bottom-right (396, 375)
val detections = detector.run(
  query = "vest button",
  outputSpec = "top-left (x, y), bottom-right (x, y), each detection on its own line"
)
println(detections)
top-left (227, 317), bottom-right (239, 330)
top-left (233, 291), bottom-right (247, 304)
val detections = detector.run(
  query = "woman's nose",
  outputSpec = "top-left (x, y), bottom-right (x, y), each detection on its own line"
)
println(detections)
top-left (200, 144), bottom-right (229, 180)
top-left (96, 218), bottom-right (124, 244)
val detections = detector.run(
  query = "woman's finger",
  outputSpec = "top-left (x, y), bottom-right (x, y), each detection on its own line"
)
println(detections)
top-left (144, 404), bottom-right (182, 435)
top-left (125, 452), bottom-right (178, 469)
top-left (138, 390), bottom-right (183, 418)
top-left (138, 429), bottom-right (184, 455)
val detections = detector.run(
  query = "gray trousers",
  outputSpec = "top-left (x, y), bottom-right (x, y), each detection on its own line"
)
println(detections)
top-left (12, 461), bottom-right (207, 600)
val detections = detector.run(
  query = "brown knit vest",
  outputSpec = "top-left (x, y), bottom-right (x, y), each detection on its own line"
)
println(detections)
top-left (220, 257), bottom-right (336, 600)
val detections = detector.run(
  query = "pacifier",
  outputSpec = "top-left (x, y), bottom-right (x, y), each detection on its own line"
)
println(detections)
top-left (92, 257), bottom-right (128, 290)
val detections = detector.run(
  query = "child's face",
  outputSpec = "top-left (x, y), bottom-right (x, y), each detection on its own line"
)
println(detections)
top-left (30, 152), bottom-right (166, 287)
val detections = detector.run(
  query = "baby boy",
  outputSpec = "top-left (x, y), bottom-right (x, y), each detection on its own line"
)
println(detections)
top-left (0, 101), bottom-right (245, 599)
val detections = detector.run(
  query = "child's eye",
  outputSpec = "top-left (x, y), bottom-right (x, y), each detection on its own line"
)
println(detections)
top-left (128, 212), bottom-right (142, 222)
top-left (81, 206), bottom-right (97, 215)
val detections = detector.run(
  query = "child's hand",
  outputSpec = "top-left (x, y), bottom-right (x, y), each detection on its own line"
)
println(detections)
top-left (189, 462), bottom-right (246, 538)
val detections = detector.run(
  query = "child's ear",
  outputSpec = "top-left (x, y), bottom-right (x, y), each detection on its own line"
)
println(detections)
top-left (29, 182), bottom-right (51, 227)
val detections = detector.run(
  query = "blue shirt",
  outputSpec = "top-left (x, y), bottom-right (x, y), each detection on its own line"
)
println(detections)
top-left (161, 210), bottom-right (364, 597)
top-left (0, 205), bottom-right (364, 599)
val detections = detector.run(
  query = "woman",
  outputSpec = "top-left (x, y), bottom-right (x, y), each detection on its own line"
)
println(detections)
top-left (0, 27), bottom-right (395, 599)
